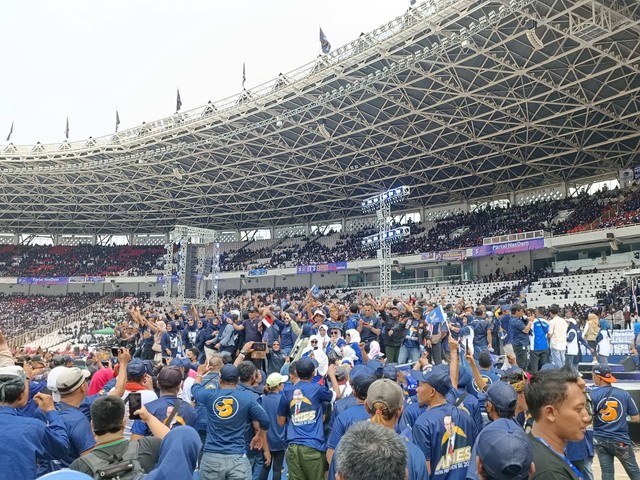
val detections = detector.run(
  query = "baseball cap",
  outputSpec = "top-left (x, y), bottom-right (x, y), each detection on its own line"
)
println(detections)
top-left (220, 364), bottom-right (240, 382)
top-left (476, 419), bottom-right (533, 480)
top-left (266, 373), bottom-right (289, 388)
top-left (351, 369), bottom-right (378, 398)
top-left (335, 366), bottom-right (349, 381)
top-left (486, 381), bottom-right (517, 412)
top-left (366, 379), bottom-right (404, 413)
top-left (158, 366), bottom-right (183, 389)
top-left (592, 364), bottom-right (617, 383)
top-left (126, 359), bottom-right (148, 380)
top-left (366, 359), bottom-right (384, 377)
top-left (0, 365), bottom-right (27, 402)
top-left (413, 368), bottom-right (452, 396)
top-left (30, 355), bottom-right (46, 366)
top-left (56, 367), bottom-right (90, 396)
top-left (313, 308), bottom-right (326, 318)
top-left (382, 364), bottom-right (398, 381)
top-left (296, 357), bottom-right (316, 378)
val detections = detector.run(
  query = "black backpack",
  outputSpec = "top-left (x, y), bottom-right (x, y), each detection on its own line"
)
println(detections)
top-left (76, 441), bottom-right (145, 480)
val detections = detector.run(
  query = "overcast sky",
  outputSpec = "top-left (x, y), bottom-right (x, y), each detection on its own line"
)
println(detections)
top-left (0, 0), bottom-right (412, 145)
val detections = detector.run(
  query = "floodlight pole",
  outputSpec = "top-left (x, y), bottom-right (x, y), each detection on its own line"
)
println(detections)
top-left (361, 187), bottom-right (410, 296)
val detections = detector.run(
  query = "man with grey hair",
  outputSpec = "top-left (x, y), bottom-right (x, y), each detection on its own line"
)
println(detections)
top-left (334, 421), bottom-right (408, 480)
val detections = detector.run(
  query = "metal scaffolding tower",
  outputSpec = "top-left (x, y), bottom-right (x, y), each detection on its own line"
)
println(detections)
top-left (163, 225), bottom-right (219, 305)
top-left (361, 187), bottom-right (411, 296)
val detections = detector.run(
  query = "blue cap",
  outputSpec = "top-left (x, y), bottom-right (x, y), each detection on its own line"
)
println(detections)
top-left (37, 470), bottom-right (93, 479)
top-left (413, 368), bottom-right (452, 396)
top-left (296, 357), bottom-right (316, 378)
top-left (476, 419), bottom-right (532, 480)
top-left (220, 364), bottom-right (240, 382)
top-left (170, 357), bottom-right (188, 368)
top-left (540, 363), bottom-right (557, 372)
top-left (382, 364), bottom-right (398, 381)
top-left (351, 370), bottom-right (378, 398)
top-left (486, 381), bottom-right (517, 412)
top-left (366, 359), bottom-right (384, 377)
top-left (126, 359), bottom-right (147, 380)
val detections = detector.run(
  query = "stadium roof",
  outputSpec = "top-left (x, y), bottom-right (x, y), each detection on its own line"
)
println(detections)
top-left (0, 0), bottom-right (639, 234)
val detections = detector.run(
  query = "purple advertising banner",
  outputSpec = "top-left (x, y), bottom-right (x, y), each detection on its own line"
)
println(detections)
top-left (472, 238), bottom-right (545, 257)
top-left (156, 274), bottom-right (179, 284)
top-left (296, 261), bottom-right (347, 274)
top-left (17, 277), bottom-right (70, 285)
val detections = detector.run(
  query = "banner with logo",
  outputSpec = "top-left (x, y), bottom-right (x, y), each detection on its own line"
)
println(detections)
top-left (248, 267), bottom-right (268, 277)
top-left (69, 276), bottom-right (105, 284)
top-left (420, 249), bottom-right (467, 262)
top-left (156, 274), bottom-right (179, 284)
top-left (17, 277), bottom-right (69, 285)
top-left (472, 238), bottom-right (545, 257)
top-left (296, 261), bottom-right (347, 274)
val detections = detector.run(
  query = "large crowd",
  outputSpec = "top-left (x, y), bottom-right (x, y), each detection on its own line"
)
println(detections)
top-left (1, 285), bottom-right (640, 480)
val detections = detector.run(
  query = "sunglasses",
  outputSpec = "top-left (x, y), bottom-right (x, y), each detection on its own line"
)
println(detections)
top-left (311, 340), bottom-right (318, 344)
top-left (330, 332), bottom-right (339, 336)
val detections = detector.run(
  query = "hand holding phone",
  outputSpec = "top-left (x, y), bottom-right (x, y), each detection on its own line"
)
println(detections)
top-left (128, 392), bottom-right (142, 420)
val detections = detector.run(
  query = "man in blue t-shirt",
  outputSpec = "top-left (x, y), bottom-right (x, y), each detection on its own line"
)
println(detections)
top-left (358, 303), bottom-right (382, 346)
top-left (508, 305), bottom-right (532, 371)
top-left (470, 308), bottom-right (492, 360)
top-left (326, 369), bottom-right (377, 463)
top-left (277, 357), bottom-right (342, 480)
top-left (411, 368), bottom-right (477, 479)
top-left (192, 364), bottom-right (270, 480)
top-left (590, 364), bottom-right (640, 479)
top-left (399, 309), bottom-right (424, 364)
top-left (131, 366), bottom-right (196, 439)
top-left (52, 367), bottom-right (96, 469)
top-left (528, 307), bottom-right (550, 373)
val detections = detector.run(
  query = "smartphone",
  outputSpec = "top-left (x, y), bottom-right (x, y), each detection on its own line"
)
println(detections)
top-left (465, 339), bottom-right (470, 352)
top-left (253, 342), bottom-right (267, 352)
top-left (128, 392), bottom-right (142, 420)
top-left (101, 361), bottom-right (110, 367)
top-left (111, 347), bottom-right (120, 357)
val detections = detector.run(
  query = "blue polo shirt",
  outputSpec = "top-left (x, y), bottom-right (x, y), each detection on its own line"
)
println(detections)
top-left (470, 318), bottom-right (490, 347)
top-left (0, 407), bottom-right (70, 480)
top-left (277, 380), bottom-right (333, 451)
top-left (531, 318), bottom-right (550, 351)
top-left (56, 402), bottom-right (96, 468)
top-left (329, 394), bottom-right (357, 430)
top-left (359, 315), bottom-right (381, 344)
top-left (195, 372), bottom-right (220, 432)
top-left (131, 394), bottom-right (197, 436)
top-left (398, 400), bottom-right (427, 432)
top-left (412, 403), bottom-right (477, 480)
top-left (509, 315), bottom-right (530, 347)
top-left (591, 385), bottom-right (639, 444)
top-left (326, 403), bottom-right (370, 450)
top-left (192, 384), bottom-right (270, 455)
top-left (258, 392), bottom-right (287, 451)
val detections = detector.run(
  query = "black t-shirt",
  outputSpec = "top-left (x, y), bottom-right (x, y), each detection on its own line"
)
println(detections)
top-left (69, 437), bottom-right (161, 476)
top-left (529, 434), bottom-right (581, 480)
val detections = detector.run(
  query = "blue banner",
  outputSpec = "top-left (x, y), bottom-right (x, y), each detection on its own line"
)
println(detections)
top-left (248, 268), bottom-right (268, 277)
top-left (296, 261), bottom-right (347, 274)
top-left (17, 277), bottom-right (70, 285)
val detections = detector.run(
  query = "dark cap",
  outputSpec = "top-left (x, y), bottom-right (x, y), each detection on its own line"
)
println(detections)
top-left (30, 355), bottom-right (46, 365)
top-left (413, 368), bottom-right (452, 396)
top-left (486, 381), bottom-right (517, 412)
top-left (296, 357), bottom-right (316, 378)
top-left (126, 358), bottom-right (148, 380)
top-left (476, 419), bottom-right (533, 480)
top-left (158, 366), bottom-right (183, 389)
top-left (351, 370), bottom-right (378, 398)
top-left (220, 364), bottom-right (240, 382)
top-left (593, 364), bottom-right (617, 383)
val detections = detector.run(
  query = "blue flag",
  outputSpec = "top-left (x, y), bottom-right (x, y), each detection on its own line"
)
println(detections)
top-left (319, 27), bottom-right (331, 54)
top-left (425, 305), bottom-right (446, 324)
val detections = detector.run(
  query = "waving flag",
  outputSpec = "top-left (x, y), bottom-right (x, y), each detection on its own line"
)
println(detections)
top-left (115, 110), bottom-right (120, 132)
top-left (319, 27), bottom-right (331, 54)
top-left (425, 305), bottom-right (446, 324)
top-left (176, 89), bottom-right (182, 112)
top-left (5, 121), bottom-right (13, 142)
top-left (65, 117), bottom-right (69, 140)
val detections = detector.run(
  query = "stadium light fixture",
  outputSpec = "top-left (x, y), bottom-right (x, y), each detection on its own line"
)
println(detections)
top-left (361, 186), bottom-right (411, 213)
top-left (361, 226), bottom-right (411, 249)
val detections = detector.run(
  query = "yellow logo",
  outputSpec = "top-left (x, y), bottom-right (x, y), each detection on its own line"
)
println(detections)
top-left (598, 399), bottom-right (621, 423)
top-left (214, 396), bottom-right (238, 419)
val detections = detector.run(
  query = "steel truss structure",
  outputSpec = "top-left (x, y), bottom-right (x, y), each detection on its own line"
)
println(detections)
top-left (164, 225), bottom-right (219, 306)
top-left (0, 0), bottom-right (639, 234)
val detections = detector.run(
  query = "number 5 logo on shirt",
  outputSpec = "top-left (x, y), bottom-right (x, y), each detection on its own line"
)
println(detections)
top-left (597, 399), bottom-right (620, 423)
top-left (214, 396), bottom-right (238, 419)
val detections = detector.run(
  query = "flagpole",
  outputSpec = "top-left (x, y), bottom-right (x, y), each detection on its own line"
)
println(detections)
top-left (6, 121), bottom-right (13, 142)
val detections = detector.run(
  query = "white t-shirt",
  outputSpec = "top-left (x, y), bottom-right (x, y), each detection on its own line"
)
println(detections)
top-left (121, 389), bottom-right (158, 439)
top-left (548, 316), bottom-right (568, 350)
top-left (180, 377), bottom-right (194, 403)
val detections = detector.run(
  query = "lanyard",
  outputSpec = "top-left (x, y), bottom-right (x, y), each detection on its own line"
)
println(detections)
top-left (535, 437), bottom-right (583, 479)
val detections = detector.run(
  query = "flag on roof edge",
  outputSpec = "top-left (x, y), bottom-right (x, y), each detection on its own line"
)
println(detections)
top-left (242, 62), bottom-right (246, 89)
top-left (115, 110), bottom-right (120, 132)
top-left (5, 121), bottom-right (13, 142)
top-left (176, 89), bottom-right (182, 112)
top-left (65, 117), bottom-right (69, 140)
top-left (319, 27), bottom-right (331, 54)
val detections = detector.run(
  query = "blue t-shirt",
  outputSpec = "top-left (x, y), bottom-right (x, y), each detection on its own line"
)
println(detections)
top-left (591, 385), bottom-right (639, 444)
top-left (326, 403), bottom-right (370, 450)
top-left (499, 314), bottom-right (512, 344)
top-left (445, 389), bottom-right (483, 434)
top-left (360, 315), bottom-right (381, 344)
top-left (195, 372), bottom-right (220, 432)
top-left (191, 384), bottom-right (270, 454)
top-left (398, 401), bottom-right (427, 432)
top-left (329, 395), bottom-right (358, 430)
top-left (56, 403), bottom-right (96, 468)
top-left (531, 318), bottom-right (550, 351)
top-left (403, 318), bottom-right (422, 349)
top-left (131, 395), bottom-right (197, 436)
top-left (277, 380), bottom-right (333, 451)
top-left (412, 403), bottom-right (477, 480)
top-left (470, 318), bottom-right (490, 347)
top-left (259, 392), bottom-right (287, 452)
top-left (509, 315), bottom-right (530, 347)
